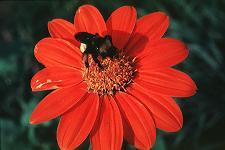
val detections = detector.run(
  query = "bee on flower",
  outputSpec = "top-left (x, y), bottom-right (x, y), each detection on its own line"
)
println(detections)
top-left (30, 5), bottom-right (197, 150)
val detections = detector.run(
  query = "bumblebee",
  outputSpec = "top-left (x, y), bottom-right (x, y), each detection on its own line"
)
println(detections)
top-left (75, 32), bottom-right (117, 68)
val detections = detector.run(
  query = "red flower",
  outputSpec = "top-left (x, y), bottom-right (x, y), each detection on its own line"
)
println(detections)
top-left (30, 5), bottom-right (197, 150)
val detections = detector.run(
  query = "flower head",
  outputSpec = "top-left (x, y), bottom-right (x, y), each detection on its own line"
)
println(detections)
top-left (30, 5), bottom-right (197, 150)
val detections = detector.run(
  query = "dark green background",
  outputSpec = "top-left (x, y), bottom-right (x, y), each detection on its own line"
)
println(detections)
top-left (1, 0), bottom-right (225, 150)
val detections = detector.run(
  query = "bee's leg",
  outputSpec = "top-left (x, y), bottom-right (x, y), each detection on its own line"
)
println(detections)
top-left (92, 53), bottom-right (103, 69)
top-left (82, 53), bottom-right (89, 68)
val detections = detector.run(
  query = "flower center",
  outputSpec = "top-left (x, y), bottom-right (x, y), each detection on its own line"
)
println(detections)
top-left (82, 53), bottom-right (136, 95)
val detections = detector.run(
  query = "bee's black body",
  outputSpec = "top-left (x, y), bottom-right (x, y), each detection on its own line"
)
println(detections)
top-left (75, 32), bottom-right (117, 68)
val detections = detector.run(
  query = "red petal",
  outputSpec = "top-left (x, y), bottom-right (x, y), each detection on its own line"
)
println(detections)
top-left (31, 66), bottom-right (82, 91)
top-left (30, 83), bottom-right (87, 124)
top-left (114, 93), bottom-right (156, 149)
top-left (106, 6), bottom-right (136, 50)
top-left (74, 5), bottom-right (107, 36)
top-left (135, 68), bottom-right (197, 97)
top-left (127, 84), bottom-right (183, 132)
top-left (57, 93), bottom-right (99, 150)
top-left (34, 38), bottom-right (82, 69)
top-left (48, 19), bottom-right (80, 47)
top-left (137, 38), bottom-right (189, 70)
top-left (90, 96), bottom-right (123, 150)
top-left (125, 12), bottom-right (169, 56)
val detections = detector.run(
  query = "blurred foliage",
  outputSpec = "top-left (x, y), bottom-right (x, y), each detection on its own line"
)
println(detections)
top-left (0, 0), bottom-right (225, 150)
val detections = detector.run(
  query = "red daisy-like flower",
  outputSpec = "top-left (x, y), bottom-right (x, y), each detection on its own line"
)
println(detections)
top-left (30, 5), bottom-right (197, 150)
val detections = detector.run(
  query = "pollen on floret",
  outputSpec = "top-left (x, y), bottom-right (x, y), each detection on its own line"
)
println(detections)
top-left (82, 53), bottom-right (136, 95)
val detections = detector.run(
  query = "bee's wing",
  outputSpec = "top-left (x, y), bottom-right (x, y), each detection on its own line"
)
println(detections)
top-left (99, 38), bottom-right (111, 53)
top-left (75, 32), bottom-right (95, 43)
top-left (98, 37), bottom-right (118, 58)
